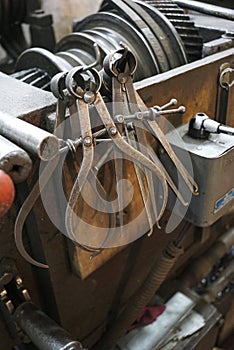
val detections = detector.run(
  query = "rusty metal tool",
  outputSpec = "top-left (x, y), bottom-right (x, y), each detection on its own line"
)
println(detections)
top-left (106, 46), bottom-right (160, 232)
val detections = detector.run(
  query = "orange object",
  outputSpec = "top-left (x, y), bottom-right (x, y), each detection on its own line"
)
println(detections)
top-left (0, 170), bottom-right (15, 217)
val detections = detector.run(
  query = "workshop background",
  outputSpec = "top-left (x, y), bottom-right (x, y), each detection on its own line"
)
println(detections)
top-left (42, 0), bottom-right (102, 40)
top-left (0, 1), bottom-right (233, 350)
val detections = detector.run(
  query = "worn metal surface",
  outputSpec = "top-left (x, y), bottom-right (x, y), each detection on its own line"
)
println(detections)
top-left (0, 112), bottom-right (59, 161)
top-left (100, 0), bottom-right (188, 68)
top-left (0, 136), bottom-right (32, 183)
top-left (114, 292), bottom-right (196, 350)
top-left (0, 48), bottom-right (234, 350)
top-left (17, 0), bottom-right (202, 83)
top-left (114, 287), bottom-right (223, 350)
top-left (14, 302), bottom-right (84, 350)
top-left (0, 73), bottom-right (56, 124)
top-left (203, 259), bottom-right (234, 303)
top-left (203, 37), bottom-right (234, 58)
top-left (160, 123), bottom-right (234, 226)
top-left (180, 227), bottom-right (234, 288)
top-left (141, 0), bottom-right (203, 62)
top-left (135, 48), bottom-right (234, 127)
top-left (0, 73), bottom-right (58, 349)
top-left (215, 62), bottom-right (234, 124)
top-left (174, 0), bottom-right (234, 21)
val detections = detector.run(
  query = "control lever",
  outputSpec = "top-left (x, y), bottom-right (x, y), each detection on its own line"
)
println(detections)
top-left (188, 112), bottom-right (234, 139)
top-left (14, 302), bottom-right (84, 350)
top-left (0, 267), bottom-right (85, 350)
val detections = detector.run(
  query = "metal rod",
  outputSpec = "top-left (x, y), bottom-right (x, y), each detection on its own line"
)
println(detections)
top-left (0, 136), bottom-right (32, 183)
top-left (173, 0), bottom-right (234, 21)
top-left (218, 125), bottom-right (234, 136)
top-left (0, 112), bottom-right (60, 161)
top-left (180, 227), bottom-right (234, 288)
top-left (203, 259), bottom-right (234, 303)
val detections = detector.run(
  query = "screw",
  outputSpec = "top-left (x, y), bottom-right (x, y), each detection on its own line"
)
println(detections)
top-left (83, 136), bottom-right (92, 147)
top-left (22, 289), bottom-right (31, 301)
top-left (137, 112), bottom-right (143, 120)
top-left (6, 300), bottom-right (14, 314)
top-left (16, 277), bottom-right (23, 286)
top-left (0, 289), bottom-right (7, 298)
top-left (178, 106), bottom-right (186, 113)
top-left (84, 91), bottom-right (96, 104)
top-left (118, 73), bottom-right (128, 84)
top-left (109, 126), bottom-right (117, 136)
top-left (116, 115), bottom-right (124, 123)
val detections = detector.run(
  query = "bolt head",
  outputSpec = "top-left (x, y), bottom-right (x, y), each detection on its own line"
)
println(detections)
top-left (116, 115), bottom-right (124, 123)
top-left (83, 136), bottom-right (92, 147)
top-left (109, 127), bottom-right (117, 136)
top-left (170, 98), bottom-right (177, 105)
top-left (16, 277), bottom-right (23, 286)
top-left (117, 73), bottom-right (128, 84)
top-left (0, 289), bottom-right (7, 298)
top-left (6, 300), bottom-right (14, 314)
top-left (84, 91), bottom-right (96, 104)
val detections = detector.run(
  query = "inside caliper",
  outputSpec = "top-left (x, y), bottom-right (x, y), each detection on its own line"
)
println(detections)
top-left (14, 45), bottom-right (198, 268)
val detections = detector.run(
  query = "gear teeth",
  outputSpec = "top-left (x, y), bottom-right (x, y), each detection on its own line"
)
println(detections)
top-left (143, 0), bottom-right (203, 62)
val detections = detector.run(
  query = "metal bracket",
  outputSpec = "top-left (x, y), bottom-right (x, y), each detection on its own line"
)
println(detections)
top-left (216, 63), bottom-right (234, 124)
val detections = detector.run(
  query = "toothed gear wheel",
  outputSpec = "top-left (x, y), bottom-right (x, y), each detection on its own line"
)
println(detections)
top-left (142, 0), bottom-right (203, 62)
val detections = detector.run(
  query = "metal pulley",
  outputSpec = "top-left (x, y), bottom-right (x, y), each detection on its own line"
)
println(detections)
top-left (14, 0), bottom-right (203, 88)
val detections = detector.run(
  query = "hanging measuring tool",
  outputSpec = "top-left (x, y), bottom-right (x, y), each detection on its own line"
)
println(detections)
top-left (102, 45), bottom-right (198, 228)
top-left (14, 45), bottom-right (199, 268)
top-left (103, 46), bottom-right (164, 233)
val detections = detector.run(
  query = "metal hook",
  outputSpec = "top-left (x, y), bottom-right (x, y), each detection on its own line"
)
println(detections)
top-left (65, 66), bottom-right (102, 99)
top-left (82, 43), bottom-right (101, 72)
top-left (104, 44), bottom-right (137, 78)
top-left (219, 67), bottom-right (234, 90)
top-left (50, 71), bottom-right (68, 99)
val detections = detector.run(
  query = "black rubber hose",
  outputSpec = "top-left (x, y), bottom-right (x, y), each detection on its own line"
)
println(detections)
top-left (93, 239), bottom-right (184, 350)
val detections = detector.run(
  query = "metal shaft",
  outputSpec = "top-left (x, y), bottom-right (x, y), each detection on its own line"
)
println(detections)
top-left (180, 227), bottom-right (234, 288)
top-left (173, 0), bottom-right (234, 21)
top-left (203, 259), bottom-right (234, 303)
top-left (0, 112), bottom-right (60, 161)
top-left (0, 136), bottom-right (32, 183)
top-left (14, 302), bottom-right (84, 350)
top-left (218, 124), bottom-right (234, 136)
